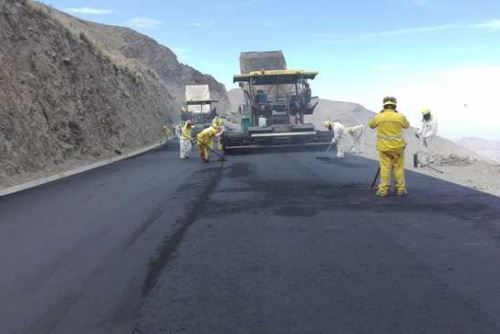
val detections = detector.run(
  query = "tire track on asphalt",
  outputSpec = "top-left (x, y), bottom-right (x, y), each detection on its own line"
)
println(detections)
top-left (141, 165), bottom-right (224, 296)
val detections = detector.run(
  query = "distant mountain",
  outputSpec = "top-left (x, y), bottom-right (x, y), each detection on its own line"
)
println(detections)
top-left (457, 138), bottom-right (500, 163)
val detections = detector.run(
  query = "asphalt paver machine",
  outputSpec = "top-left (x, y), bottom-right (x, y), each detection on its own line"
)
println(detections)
top-left (224, 51), bottom-right (331, 150)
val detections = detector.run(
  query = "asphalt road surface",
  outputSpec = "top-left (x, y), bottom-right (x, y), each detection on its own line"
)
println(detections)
top-left (2, 145), bottom-right (500, 333)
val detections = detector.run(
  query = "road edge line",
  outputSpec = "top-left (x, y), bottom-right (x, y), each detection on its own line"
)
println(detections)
top-left (0, 138), bottom-right (172, 197)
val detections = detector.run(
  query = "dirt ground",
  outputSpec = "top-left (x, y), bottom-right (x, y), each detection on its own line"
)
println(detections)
top-left (352, 140), bottom-right (500, 198)
top-left (305, 99), bottom-right (500, 198)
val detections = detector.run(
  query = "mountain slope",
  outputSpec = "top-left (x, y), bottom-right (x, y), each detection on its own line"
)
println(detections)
top-left (0, 0), bottom-right (229, 188)
top-left (457, 137), bottom-right (500, 163)
top-left (310, 99), bottom-right (480, 163)
top-left (50, 9), bottom-right (231, 113)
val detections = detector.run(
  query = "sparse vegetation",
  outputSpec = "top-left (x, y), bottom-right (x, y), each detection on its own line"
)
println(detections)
top-left (24, 0), bottom-right (150, 86)
top-left (24, 0), bottom-right (50, 18)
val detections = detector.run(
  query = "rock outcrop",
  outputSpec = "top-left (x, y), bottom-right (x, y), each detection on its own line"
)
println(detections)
top-left (0, 0), bottom-right (229, 188)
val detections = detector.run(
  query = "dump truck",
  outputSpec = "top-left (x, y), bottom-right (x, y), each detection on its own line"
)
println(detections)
top-left (224, 51), bottom-right (331, 150)
top-left (180, 85), bottom-right (218, 136)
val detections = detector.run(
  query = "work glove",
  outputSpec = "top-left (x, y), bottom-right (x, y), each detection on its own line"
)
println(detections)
top-left (330, 138), bottom-right (337, 145)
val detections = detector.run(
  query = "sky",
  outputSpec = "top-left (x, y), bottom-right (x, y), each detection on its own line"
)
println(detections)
top-left (43, 0), bottom-right (500, 140)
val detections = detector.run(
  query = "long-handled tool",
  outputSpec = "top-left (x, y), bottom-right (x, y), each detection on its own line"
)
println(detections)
top-left (421, 163), bottom-right (444, 174)
top-left (413, 153), bottom-right (443, 174)
top-left (316, 141), bottom-right (334, 160)
top-left (191, 138), bottom-right (226, 162)
top-left (315, 140), bottom-right (335, 160)
top-left (371, 167), bottom-right (380, 189)
top-left (346, 126), bottom-right (366, 153)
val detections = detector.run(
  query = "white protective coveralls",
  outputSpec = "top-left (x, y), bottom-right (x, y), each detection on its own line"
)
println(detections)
top-left (330, 122), bottom-right (348, 158)
top-left (346, 125), bottom-right (366, 154)
top-left (417, 114), bottom-right (438, 164)
top-left (179, 122), bottom-right (193, 159)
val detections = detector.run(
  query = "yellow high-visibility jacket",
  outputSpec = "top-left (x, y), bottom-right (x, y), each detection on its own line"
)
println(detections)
top-left (211, 116), bottom-right (224, 127)
top-left (368, 109), bottom-right (410, 152)
top-left (181, 123), bottom-right (193, 140)
top-left (197, 126), bottom-right (217, 146)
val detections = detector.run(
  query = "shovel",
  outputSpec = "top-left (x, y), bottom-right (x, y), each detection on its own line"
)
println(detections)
top-left (371, 167), bottom-right (380, 189)
top-left (413, 153), bottom-right (443, 174)
top-left (191, 139), bottom-right (226, 162)
top-left (315, 141), bottom-right (335, 160)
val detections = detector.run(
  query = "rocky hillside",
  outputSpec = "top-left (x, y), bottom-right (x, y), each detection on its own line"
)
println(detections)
top-left (457, 137), bottom-right (500, 163)
top-left (50, 9), bottom-right (230, 113)
top-left (0, 0), bottom-right (229, 188)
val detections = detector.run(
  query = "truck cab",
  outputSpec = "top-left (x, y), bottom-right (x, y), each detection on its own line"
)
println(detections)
top-left (180, 85), bottom-right (219, 136)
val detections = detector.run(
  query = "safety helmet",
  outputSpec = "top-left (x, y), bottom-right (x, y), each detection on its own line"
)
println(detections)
top-left (324, 121), bottom-right (332, 128)
top-left (210, 124), bottom-right (220, 133)
top-left (421, 108), bottom-right (431, 116)
top-left (383, 96), bottom-right (397, 107)
top-left (186, 120), bottom-right (193, 126)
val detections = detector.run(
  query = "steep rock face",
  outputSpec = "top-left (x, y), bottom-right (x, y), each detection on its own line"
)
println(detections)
top-left (49, 10), bottom-right (231, 116)
top-left (117, 29), bottom-right (231, 113)
top-left (0, 0), bottom-right (229, 188)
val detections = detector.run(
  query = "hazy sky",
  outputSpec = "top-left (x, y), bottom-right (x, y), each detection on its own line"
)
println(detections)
top-left (45, 0), bottom-right (500, 140)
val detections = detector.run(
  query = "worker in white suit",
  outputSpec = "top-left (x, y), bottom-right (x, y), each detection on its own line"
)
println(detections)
top-left (416, 108), bottom-right (438, 164)
top-left (324, 121), bottom-right (348, 158)
top-left (179, 120), bottom-right (195, 159)
top-left (346, 125), bottom-right (366, 154)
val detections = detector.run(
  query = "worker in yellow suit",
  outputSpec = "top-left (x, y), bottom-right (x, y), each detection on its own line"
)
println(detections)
top-left (211, 116), bottom-right (225, 152)
top-left (161, 125), bottom-right (172, 139)
top-left (196, 125), bottom-right (220, 163)
top-left (368, 96), bottom-right (410, 197)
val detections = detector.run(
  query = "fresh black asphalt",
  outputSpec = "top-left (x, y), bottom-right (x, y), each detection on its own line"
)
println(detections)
top-left (1, 144), bottom-right (500, 333)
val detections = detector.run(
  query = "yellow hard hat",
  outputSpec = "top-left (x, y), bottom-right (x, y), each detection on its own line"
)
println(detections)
top-left (383, 96), bottom-right (397, 107)
top-left (421, 108), bottom-right (431, 116)
top-left (324, 121), bottom-right (333, 128)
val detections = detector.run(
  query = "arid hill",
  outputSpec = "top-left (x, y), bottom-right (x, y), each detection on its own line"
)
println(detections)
top-left (0, 0), bottom-right (229, 188)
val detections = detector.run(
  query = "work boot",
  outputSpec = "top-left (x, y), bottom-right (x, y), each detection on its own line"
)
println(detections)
top-left (396, 190), bottom-right (408, 196)
top-left (376, 190), bottom-right (388, 197)
top-left (202, 158), bottom-right (209, 163)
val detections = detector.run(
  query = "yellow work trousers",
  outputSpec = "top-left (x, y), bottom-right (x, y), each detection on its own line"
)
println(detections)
top-left (378, 150), bottom-right (406, 194)
top-left (198, 144), bottom-right (210, 161)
